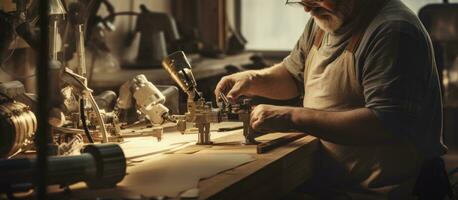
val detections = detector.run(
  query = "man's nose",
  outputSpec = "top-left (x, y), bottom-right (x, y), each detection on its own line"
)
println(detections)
top-left (303, 5), bottom-right (313, 12)
top-left (303, 3), bottom-right (322, 13)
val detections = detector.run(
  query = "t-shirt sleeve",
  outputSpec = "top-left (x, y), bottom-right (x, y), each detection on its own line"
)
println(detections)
top-left (283, 19), bottom-right (315, 83)
top-left (361, 21), bottom-right (433, 137)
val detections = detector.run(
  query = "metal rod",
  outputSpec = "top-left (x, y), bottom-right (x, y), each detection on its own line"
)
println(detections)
top-left (52, 21), bottom-right (58, 60)
top-left (76, 24), bottom-right (86, 78)
top-left (37, 0), bottom-right (50, 199)
top-left (86, 91), bottom-right (109, 143)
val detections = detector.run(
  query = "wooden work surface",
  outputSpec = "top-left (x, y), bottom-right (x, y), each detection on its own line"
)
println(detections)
top-left (195, 133), bottom-right (319, 200)
top-left (46, 124), bottom-right (320, 200)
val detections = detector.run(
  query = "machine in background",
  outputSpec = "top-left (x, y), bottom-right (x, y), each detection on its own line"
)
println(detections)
top-left (0, 0), bottom-right (182, 159)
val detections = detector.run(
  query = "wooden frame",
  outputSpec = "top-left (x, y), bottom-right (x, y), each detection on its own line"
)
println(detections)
top-left (172, 0), bottom-right (228, 53)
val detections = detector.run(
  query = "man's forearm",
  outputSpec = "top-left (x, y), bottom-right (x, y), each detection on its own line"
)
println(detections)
top-left (290, 107), bottom-right (395, 145)
top-left (250, 62), bottom-right (299, 100)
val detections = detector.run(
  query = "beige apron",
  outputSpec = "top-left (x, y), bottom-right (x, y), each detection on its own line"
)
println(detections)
top-left (303, 5), bottom-right (421, 198)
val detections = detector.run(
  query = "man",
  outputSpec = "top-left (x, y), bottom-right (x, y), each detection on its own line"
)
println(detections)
top-left (215, 0), bottom-right (449, 198)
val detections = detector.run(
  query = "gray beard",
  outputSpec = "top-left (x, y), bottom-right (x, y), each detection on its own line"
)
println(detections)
top-left (314, 15), bottom-right (344, 33)
top-left (312, 0), bottom-right (353, 33)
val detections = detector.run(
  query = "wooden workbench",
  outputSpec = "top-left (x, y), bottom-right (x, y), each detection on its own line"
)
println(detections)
top-left (196, 133), bottom-right (319, 200)
top-left (47, 126), bottom-right (319, 200)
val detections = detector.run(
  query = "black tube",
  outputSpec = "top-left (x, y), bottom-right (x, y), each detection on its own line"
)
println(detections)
top-left (36, 0), bottom-right (49, 199)
top-left (0, 155), bottom-right (95, 187)
top-left (0, 144), bottom-right (126, 193)
top-left (80, 99), bottom-right (94, 143)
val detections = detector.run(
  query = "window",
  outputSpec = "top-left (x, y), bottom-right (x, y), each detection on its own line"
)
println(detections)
top-left (403, 0), bottom-right (442, 14)
top-left (241, 0), bottom-right (454, 51)
top-left (241, 0), bottom-right (309, 50)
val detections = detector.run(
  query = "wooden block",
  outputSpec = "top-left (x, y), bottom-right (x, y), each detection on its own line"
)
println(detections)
top-left (197, 134), bottom-right (319, 200)
top-left (257, 133), bottom-right (308, 154)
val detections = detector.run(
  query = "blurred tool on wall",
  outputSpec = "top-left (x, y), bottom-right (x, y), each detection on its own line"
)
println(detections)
top-left (135, 5), bottom-right (180, 67)
top-left (112, 4), bottom-right (182, 69)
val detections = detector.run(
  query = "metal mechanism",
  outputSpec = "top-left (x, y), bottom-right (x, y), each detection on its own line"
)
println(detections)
top-left (162, 51), bottom-right (225, 145)
top-left (1, 0), bottom-right (180, 158)
top-left (69, 2), bottom-right (87, 79)
top-left (162, 51), bottom-right (200, 101)
top-left (49, 0), bottom-right (67, 61)
top-left (59, 68), bottom-right (110, 144)
top-left (115, 74), bottom-right (176, 141)
top-left (118, 74), bottom-right (174, 125)
top-left (0, 143), bottom-right (126, 193)
top-left (219, 94), bottom-right (259, 145)
top-left (162, 51), bottom-right (258, 145)
top-left (1, 0), bottom-right (114, 155)
top-left (0, 97), bottom-right (37, 158)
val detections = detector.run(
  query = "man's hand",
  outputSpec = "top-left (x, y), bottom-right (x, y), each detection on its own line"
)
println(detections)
top-left (214, 71), bottom-right (258, 103)
top-left (214, 63), bottom-right (300, 103)
top-left (250, 104), bottom-right (295, 133)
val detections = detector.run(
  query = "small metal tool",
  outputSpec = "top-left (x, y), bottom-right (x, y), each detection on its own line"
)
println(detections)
top-left (219, 93), bottom-right (230, 105)
top-left (219, 93), bottom-right (258, 144)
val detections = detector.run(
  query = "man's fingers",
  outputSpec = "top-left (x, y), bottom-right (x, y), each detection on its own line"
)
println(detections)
top-left (250, 112), bottom-right (258, 126)
top-left (214, 77), bottom-right (231, 101)
top-left (250, 110), bottom-right (263, 131)
top-left (251, 118), bottom-right (269, 133)
top-left (251, 119), bottom-right (261, 131)
top-left (250, 105), bottom-right (263, 130)
top-left (226, 82), bottom-right (245, 103)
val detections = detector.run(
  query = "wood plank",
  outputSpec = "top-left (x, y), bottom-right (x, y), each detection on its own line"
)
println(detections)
top-left (195, 134), bottom-right (319, 200)
top-left (257, 133), bottom-right (307, 154)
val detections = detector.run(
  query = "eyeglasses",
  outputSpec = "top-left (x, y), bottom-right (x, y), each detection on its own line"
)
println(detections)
top-left (285, 0), bottom-right (324, 7)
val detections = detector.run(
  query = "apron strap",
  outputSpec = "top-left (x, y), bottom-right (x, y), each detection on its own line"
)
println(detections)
top-left (346, 29), bottom-right (365, 53)
top-left (313, 28), bottom-right (325, 49)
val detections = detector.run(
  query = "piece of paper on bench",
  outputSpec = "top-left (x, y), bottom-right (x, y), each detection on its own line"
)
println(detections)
top-left (120, 153), bottom-right (255, 198)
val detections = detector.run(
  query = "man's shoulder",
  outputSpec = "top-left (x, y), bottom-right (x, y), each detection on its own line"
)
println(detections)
top-left (366, 0), bottom-right (428, 41)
